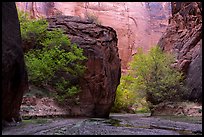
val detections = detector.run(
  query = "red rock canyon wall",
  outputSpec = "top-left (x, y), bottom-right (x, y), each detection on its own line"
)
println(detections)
top-left (16, 2), bottom-right (171, 70)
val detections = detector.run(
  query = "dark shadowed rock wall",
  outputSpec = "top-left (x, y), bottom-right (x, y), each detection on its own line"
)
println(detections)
top-left (2, 2), bottom-right (28, 123)
top-left (47, 16), bottom-right (121, 117)
top-left (158, 2), bottom-right (202, 103)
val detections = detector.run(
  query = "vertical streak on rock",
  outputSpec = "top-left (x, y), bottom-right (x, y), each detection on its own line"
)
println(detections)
top-left (30, 2), bottom-right (35, 19)
top-left (46, 2), bottom-right (55, 17)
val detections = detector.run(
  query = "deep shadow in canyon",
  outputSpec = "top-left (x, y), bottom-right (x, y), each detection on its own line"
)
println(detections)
top-left (2, 2), bottom-right (202, 134)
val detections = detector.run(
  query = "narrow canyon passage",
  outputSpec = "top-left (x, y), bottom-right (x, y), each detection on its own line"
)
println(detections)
top-left (2, 2), bottom-right (202, 135)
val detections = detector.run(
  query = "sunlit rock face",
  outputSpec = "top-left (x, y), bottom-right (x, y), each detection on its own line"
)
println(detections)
top-left (16, 2), bottom-right (171, 70)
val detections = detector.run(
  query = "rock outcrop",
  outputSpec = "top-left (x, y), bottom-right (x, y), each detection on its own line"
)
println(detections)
top-left (2, 2), bottom-right (28, 123)
top-left (151, 102), bottom-right (202, 117)
top-left (16, 2), bottom-right (171, 70)
top-left (47, 16), bottom-right (121, 117)
top-left (157, 2), bottom-right (202, 103)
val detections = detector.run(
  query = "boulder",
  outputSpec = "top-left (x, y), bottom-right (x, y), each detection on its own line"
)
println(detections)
top-left (157, 2), bottom-right (202, 103)
top-left (151, 101), bottom-right (202, 117)
top-left (2, 2), bottom-right (28, 123)
top-left (186, 43), bottom-right (202, 102)
top-left (47, 16), bottom-right (121, 117)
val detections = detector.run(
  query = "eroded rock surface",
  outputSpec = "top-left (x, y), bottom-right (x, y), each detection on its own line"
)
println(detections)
top-left (151, 102), bottom-right (202, 117)
top-left (2, 2), bottom-right (28, 123)
top-left (157, 2), bottom-right (202, 102)
top-left (46, 16), bottom-right (121, 118)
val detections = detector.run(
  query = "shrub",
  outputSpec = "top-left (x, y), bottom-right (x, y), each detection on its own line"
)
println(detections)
top-left (18, 10), bottom-right (48, 51)
top-left (111, 75), bottom-right (137, 113)
top-left (112, 46), bottom-right (187, 113)
top-left (129, 46), bottom-right (187, 106)
top-left (111, 74), bottom-right (150, 113)
top-left (24, 28), bottom-right (86, 85)
top-left (18, 10), bottom-right (87, 102)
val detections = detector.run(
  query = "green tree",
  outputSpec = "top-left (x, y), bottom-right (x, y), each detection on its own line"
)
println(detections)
top-left (112, 46), bottom-right (187, 113)
top-left (17, 10), bottom-right (87, 102)
top-left (130, 46), bottom-right (187, 106)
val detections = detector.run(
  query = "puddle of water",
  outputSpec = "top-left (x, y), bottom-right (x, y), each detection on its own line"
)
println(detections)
top-left (22, 118), bottom-right (52, 125)
top-left (149, 124), bottom-right (200, 135)
top-left (103, 118), bottom-right (138, 128)
top-left (103, 119), bottom-right (121, 126)
top-left (153, 115), bottom-right (202, 124)
top-left (102, 117), bottom-right (201, 135)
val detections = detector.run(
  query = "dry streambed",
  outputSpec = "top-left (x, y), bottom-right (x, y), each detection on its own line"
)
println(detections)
top-left (2, 114), bottom-right (202, 135)
top-left (4, 92), bottom-right (202, 135)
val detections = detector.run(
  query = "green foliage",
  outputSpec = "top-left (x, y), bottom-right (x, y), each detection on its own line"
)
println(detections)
top-left (112, 46), bottom-right (186, 113)
top-left (111, 74), bottom-right (150, 113)
top-left (111, 75), bottom-right (137, 112)
top-left (129, 46), bottom-right (187, 106)
top-left (55, 84), bottom-right (81, 104)
top-left (55, 77), bottom-right (80, 97)
top-left (18, 10), bottom-right (48, 49)
top-left (17, 10), bottom-right (87, 102)
top-left (24, 33), bottom-right (86, 85)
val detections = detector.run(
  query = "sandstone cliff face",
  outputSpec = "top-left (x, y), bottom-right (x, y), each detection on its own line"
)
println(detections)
top-left (2, 2), bottom-right (28, 123)
top-left (158, 2), bottom-right (202, 103)
top-left (47, 16), bottom-right (121, 117)
top-left (16, 2), bottom-right (171, 70)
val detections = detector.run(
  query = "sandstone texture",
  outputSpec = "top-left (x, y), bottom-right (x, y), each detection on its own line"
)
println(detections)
top-left (157, 2), bottom-right (202, 103)
top-left (16, 2), bottom-right (171, 70)
top-left (2, 2), bottom-right (28, 123)
top-left (46, 16), bottom-right (121, 118)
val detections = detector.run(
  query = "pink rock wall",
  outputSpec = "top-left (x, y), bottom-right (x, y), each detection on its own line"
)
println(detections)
top-left (16, 2), bottom-right (171, 70)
